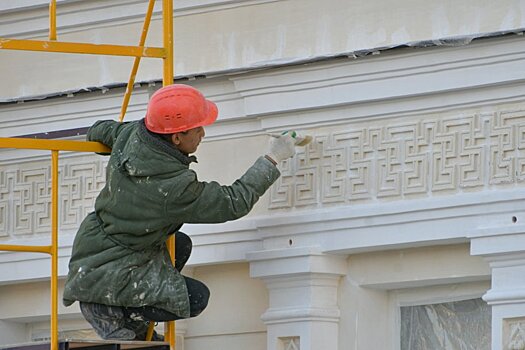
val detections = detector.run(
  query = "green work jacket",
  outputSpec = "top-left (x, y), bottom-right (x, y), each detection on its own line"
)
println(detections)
top-left (63, 119), bottom-right (280, 317)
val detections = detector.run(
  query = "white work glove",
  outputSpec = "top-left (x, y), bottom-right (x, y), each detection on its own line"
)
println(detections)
top-left (266, 133), bottom-right (296, 164)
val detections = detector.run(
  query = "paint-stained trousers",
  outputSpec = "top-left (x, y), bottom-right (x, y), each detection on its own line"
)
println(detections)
top-left (80, 231), bottom-right (209, 341)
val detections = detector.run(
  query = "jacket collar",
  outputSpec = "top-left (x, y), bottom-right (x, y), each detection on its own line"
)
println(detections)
top-left (138, 119), bottom-right (197, 166)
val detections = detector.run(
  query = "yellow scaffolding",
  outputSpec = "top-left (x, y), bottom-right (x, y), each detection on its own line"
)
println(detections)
top-left (0, 1), bottom-right (176, 349)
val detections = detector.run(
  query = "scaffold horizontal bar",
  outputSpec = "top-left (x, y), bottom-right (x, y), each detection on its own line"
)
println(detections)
top-left (0, 38), bottom-right (166, 58)
top-left (2, 339), bottom-right (170, 350)
top-left (0, 244), bottom-right (52, 254)
top-left (0, 137), bottom-right (111, 153)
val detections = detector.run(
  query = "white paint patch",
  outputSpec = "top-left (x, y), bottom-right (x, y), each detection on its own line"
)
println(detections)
top-left (274, 24), bottom-right (286, 59)
top-left (316, 14), bottom-right (332, 53)
top-left (227, 32), bottom-right (237, 67)
top-left (431, 4), bottom-right (450, 38)
top-left (500, 7), bottom-right (517, 30)
top-left (391, 27), bottom-right (410, 44)
top-left (129, 312), bottom-right (145, 321)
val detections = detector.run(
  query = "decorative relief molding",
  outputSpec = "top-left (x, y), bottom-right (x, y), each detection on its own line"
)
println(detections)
top-left (506, 319), bottom-right (525, 350)
top-left (279, 337), bottom-right (300, 350)
top-left (270, 109), bottom-right (525, 209)
top-left (0, 156), bottom-right (107, 238)
top-left (2, 107), bottom-right (525, 237)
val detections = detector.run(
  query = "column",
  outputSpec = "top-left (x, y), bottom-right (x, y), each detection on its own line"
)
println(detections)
top-left (247, 247), bottom-right (347, 350)
top-left (470, 223), bottom-right (525, 350)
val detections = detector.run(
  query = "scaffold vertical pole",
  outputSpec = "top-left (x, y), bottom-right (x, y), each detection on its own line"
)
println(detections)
top-left (162, 1), bottom-right (176, 349)
top-left (50, 150), bottom-right (59, 350)
top-left (49, 0), bottom-right (57, 40)
top-left (163, 0), bottom-right (174, 86)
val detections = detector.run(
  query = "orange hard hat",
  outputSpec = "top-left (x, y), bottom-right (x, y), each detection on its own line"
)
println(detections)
top-left (145, 84), bottom-right (218, 134)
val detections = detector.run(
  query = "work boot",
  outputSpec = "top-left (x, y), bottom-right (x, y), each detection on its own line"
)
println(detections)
top-left (131, 322), bottom-right (164, 341)
top-left (123, 311), bottom-right (164, 341)
top-left (80, 302), bottom-right (136, 340)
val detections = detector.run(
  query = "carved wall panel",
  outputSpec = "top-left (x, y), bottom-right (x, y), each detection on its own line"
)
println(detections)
top-left (505, 318), bottom-right (525, 350)
top-left (0, 156), bottom-right (107, 238)
top-left (279, 336), bottom-right (300, 350)
top-left (270, 110), bottom-right (525, 209)
top-left (1, 108), bottom-right (525, 237)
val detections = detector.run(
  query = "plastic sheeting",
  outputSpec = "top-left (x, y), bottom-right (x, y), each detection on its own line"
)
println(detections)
top-left (400, 298), bottom-right (491, 350)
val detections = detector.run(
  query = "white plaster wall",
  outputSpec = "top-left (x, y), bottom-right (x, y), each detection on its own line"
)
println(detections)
top-left (0, 264), bottom-right (268, 349)
top-left (338, 280), bottom-right (390, 349)
top-left (0, 280), bottom-right (80, 321)
top-left (0, 321), bottom-right (29, 346)
top-left (0, 246), bottom-right (491, 348)
top-left (0, 280), bottom-right (87, 345)
top-left (185, 263), bottom-right (268, 350)
top-left (0, 0), bottom-right (524, 100)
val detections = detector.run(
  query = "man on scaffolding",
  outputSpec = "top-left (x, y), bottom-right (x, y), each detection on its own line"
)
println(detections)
top-left (62, 84), bottom-right (298, 340)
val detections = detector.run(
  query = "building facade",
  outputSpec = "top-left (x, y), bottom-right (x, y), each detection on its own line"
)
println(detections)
top-left (1, 1), bottom-right (525, 349)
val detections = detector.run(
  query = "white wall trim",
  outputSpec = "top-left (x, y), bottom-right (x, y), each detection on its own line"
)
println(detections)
top-left (205, 186), bottom-right (524, 255)
top-left (2, 35), bottom-right (525, 136)
top-left (229, 36), bottom-right (525, 124)
top-left (0, 185), bottom-right (521, 283)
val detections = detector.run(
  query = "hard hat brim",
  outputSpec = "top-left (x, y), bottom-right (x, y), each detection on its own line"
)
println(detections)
top-left (201, 100), bottom-right (218, 129)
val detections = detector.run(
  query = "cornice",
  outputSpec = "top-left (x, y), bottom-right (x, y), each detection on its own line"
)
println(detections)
top-left (0, 183), bottom-right (523, 283)
top-left (194, 186), bottom-right (525, 255)
top-left (2, 36), bottom-right (525, 141)
top-left (229, 36), bottom-right (525, 125)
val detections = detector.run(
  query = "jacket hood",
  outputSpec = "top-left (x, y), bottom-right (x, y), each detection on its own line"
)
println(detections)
top-left (120, 119), bottom-right (197, 178)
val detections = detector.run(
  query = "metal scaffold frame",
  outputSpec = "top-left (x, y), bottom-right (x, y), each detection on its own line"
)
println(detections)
top-left (0, 1), bottom-right (177, 349)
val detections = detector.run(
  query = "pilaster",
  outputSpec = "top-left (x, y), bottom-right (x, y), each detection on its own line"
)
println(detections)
top-left (247, 247), bottom-right (347, 350)
top-left (470, 221), bottom-right (525, 350)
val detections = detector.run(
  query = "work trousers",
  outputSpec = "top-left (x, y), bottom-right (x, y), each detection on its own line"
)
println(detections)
top-left (80, 231), bottom-right (209, 340)
top-left (123, 230), bottom-right (210, 320)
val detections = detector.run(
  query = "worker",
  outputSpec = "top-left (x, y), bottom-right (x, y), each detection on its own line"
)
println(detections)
top-left (62, 84), bottom-right (297, 340)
